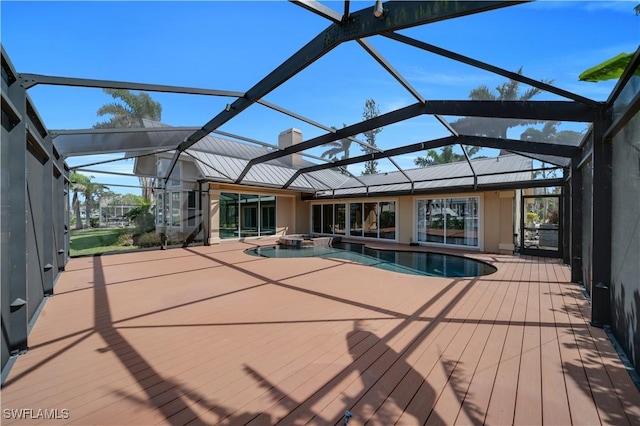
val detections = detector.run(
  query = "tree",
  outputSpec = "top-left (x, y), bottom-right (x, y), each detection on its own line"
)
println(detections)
top-left (94, 89), bottom-right (162, 202)
top-left (414, 151), bottom-right (438, 167)
top-left (361, 98), bottom-right (382, 175)
top-left (520, 121), bottom-right (582, 146)
top-left (321, 124), bottom-right (353, 161)
top-left (113, 193), bottom-right (147, 206)
top-left (449, 67), bottom-right (552, 144)
top-left (414, 145), bottom-right (482, 167)
top-left (520, 121), bottom-right (582, 186)
top-left (70, 172), bottom-right (108, 228)
top-left (70, 171), bottom-right (90, 229)
top-left (94, 89), bottom-right (162, 128)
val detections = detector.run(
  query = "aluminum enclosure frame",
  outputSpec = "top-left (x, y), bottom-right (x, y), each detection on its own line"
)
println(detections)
top-left (3, 0), bottom-right (636, 378)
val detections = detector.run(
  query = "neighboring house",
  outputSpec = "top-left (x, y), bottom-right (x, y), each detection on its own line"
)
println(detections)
top-left (134, 121), bottom-right (538, 254)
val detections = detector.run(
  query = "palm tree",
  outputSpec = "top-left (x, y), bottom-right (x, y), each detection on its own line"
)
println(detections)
top-left (520, 121), bottom-right (583, 185)
top-left (70, 171), bottom-right (90, 229)
top-left (414, 145), bottom-right (482, 167)
top-left (94, 89), bottom-right (162, 202)
top-left (321, 124), bottom-right (352, 162)
top-left (70, 172), bottom-right (108, 228)
top-left (94, 89), bottom-right (162, 128)
top-left (414, 150), bottom-right (438, 167)
top-left (520, 121), bottom-right (582, 145)
top-left (450, 67), bottom-right (552, 146)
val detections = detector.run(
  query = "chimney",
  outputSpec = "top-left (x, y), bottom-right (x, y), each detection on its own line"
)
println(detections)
top-left (278, 128), bottom-right (303, 168)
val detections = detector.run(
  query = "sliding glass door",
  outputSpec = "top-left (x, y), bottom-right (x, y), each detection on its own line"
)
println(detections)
top-left (220, 192), bottom-right (277, 239)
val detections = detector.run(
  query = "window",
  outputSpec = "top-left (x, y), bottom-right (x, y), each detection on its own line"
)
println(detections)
top-left (312, 205), bottom-right (322, 234)
top-left (220, 192), bottom-right (277, 239)
top-left (240, 194), bottom-right (258, 237)
top-left (311, 203), bottom-right (345, 235)
top-left (312, 201), bottom-right (395, 240)
top-left (220, 193), bottom-right (239, 238)
top-left (417, 197), bottom-right (478, 247)
top-left (379, 201), bottom-right (396, 240)
top-left (171, 192), bottom-right (181, 227)
top-left (349, 203), bottom-right (362, 237)
top-left (322, 204), bottom-right (334, 234)
top-left (187, 191), bottom-right (197, 227)
top-left (260, 196), bottom-right (276, 236)
top-left (363, 202), bottom-right (378, 238)
top-left (156, 193), bottom-right (164, 225)
top-left (169, 163), bottom-right (181, 187)
top-left (334, 204), bottom-right (346, 235)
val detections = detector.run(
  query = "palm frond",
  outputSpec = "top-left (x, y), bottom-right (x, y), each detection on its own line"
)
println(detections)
top-left (321, 147), bottom-right (344, 159)
top-left (469, 86), bottom-right (495, 100)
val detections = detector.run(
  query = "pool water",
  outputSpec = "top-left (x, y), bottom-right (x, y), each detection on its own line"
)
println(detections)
top-left (246, 242), bottom-right (496, 278)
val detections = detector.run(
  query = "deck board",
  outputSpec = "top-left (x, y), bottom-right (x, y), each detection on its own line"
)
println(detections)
top-left (1, 241), bottom-right (639, 426)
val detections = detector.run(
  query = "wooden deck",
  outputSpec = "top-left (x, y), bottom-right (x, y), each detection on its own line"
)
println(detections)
top-left (2, 240), bottom-right (640, 425)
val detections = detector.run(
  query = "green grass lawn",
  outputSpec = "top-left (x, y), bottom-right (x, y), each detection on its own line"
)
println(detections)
top-left (70, 228), bottom-right (139, 257)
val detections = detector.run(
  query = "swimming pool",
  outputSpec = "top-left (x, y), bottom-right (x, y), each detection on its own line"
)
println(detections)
top-left (246, 242), bottom-right (497, 278)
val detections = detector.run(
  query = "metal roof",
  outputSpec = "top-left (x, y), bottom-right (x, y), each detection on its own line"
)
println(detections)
top-left (129, 120), bottom-right (351, 192)
top-left (322, 155), bottom-right (534, 198)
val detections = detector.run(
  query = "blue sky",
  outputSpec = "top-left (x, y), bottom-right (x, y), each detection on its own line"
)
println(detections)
top-left (2, 1), bottom-right (638, 194)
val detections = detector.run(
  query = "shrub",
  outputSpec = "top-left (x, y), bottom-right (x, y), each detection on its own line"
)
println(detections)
top-left (116, 232), bottom-right (134, 246)
top-left (135, 232), bottom-right (161, 248)
top-left (125, 203), bottom-right (155, 234)
top-left (166, 232), bottom-right (189, 246)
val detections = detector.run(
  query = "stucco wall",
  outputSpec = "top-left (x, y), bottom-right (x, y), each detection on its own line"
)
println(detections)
top-left (483, 191), bottom-right (501, 253)
top-left (499, 191), bottom-right (516, 253)
top-left (610, 110), bottom-right (640, 371)
top-left (276, 197), bottom-right (294, 236)
top-left (182, 160), bottom-right (201, 183)
top-left (295, 195), bottom-right (310, 235)
top-left (398, 197), bottom-right (414, 244)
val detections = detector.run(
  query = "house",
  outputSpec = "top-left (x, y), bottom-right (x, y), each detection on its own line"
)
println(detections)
top-left (134, 122), bottom-right (538, 254)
